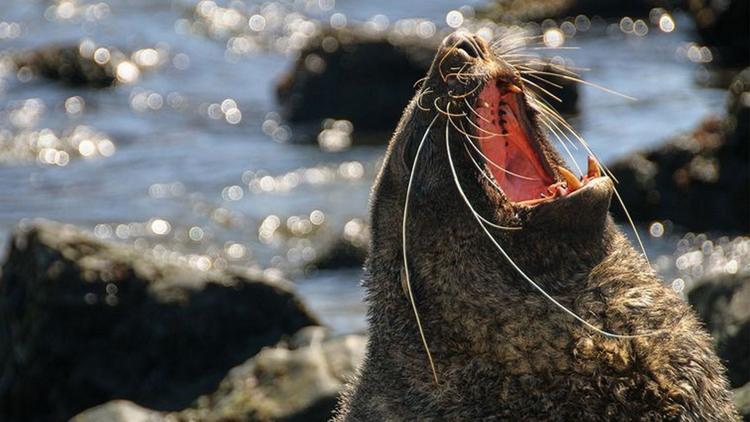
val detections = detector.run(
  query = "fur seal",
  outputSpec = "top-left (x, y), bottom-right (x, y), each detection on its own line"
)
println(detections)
top-left (333, 31), bottom-right (739, 421)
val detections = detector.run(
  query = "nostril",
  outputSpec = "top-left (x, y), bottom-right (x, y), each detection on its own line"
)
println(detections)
top-left (455, 38), bottom-right (481, 59)
top-left (443, 32), bottom-right (484, 60)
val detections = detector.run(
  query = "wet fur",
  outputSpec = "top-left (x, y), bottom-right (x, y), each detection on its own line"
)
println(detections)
top-left (333, 33), bottom-right (739, 421)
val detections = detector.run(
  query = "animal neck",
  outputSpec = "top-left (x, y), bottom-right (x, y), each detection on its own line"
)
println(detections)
top-left (364, 214), bottom-right (620, 389)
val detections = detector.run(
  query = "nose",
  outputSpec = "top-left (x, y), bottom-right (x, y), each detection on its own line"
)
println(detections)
top-left (441, 31), bottom-right (488, 60)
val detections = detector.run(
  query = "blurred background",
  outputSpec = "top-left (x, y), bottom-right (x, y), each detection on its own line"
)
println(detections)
top-left (0, 0), bottom-right (747, 421)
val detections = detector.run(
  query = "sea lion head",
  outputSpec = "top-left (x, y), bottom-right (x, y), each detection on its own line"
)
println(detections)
top-left (375, 30), bottom-right (615, 254)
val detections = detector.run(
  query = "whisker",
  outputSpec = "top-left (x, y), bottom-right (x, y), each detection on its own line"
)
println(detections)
top-left (520, 77), bottom-right (563, 103)
top-left (527, 93), bottom-right (579, 150)
top-left (448, 115), bottom-right (500, 140)
top-left (491, 32), bottom-right (542, 48)
top-left (521, 72), bottom-right (563, 89)
top-left (531, 99), bottom-right (617, 181)
top-left (416, 88), bottom-right (433, 112)
top-left (515, 63), bottom-right (581, 82)
top-left (536, 113), bottom-right (583, 176)
top-left (611, 184), bottom-right (651, 266)
top-left (462, 113), bottom-right (510, 138)
top-left (463, 98), bottom-right (491, 123)
top-left (402, 114), bottom-right (440, 385)
top-left (522, 70), bottom-right (637, 101)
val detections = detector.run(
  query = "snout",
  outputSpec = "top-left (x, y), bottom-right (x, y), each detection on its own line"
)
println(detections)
top-left (440, 31), bottom-right (490, 61)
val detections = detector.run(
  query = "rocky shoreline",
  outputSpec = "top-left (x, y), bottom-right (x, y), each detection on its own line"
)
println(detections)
top-left (0, 221), bottom-right (331, 421)
top-left (0, 219), bottom-right (746, 421)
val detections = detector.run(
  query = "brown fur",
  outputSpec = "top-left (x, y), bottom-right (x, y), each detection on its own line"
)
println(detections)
top-left (333, 32), bottom-right (739, 421)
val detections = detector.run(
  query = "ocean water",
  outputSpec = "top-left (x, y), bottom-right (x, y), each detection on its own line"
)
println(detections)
top-left (0, 0), bottom-right (728, 334)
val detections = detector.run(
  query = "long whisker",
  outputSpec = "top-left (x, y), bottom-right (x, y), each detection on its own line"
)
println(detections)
top-left (529, 94), bottom-right (579, 150)
top-left (522, 72), bottom-right (563, 89)
top-left (522, 70), bottom-right (637, 101)
top-left (520, 77), bottom-right (563, 103)
top-left (462, 113), bottom-right (509, 137)
top-left (464, 98), bottom-right (491, 123)
top-left (492, 34), bottom-right (545, 54)
top-left (514, 60), bottom-right (588, 76)
top-left (536, 113), bottom-right (583, 176)
top-left (448, 115), bottom-right (499, 140)
top-left (402, 114), bottom-right (440, 385)
top-left (492, 33), bottom-right (543, 48)
top-left (611, 185), bottom-right (652, 266)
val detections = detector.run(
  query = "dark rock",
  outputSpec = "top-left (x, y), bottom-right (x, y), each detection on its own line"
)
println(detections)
top-left (71, 327), bottom-right (366, 422)
top-left (478, 0), bottom-right (683, 23)
top-left (0, 220), bottom-right (319, 422)
top-left (12, 42), bottom-right (153, 87)
top-left (309, 218), bottom-right (369, 270)
top-left (276, 28), bottom-right (436, 136)
top-left (727, 68), bottom-right (750, 149)
top-left (608, 68), bottom-right (749, 232)
top-left (174, 326), bottom-right (366, 422)
top-left (70, 400), bottom-right (165, 422)
top-left (688, 0), bottom-right (749, 68)
top-left (276, 28), bottom-right (578, 142)
top-left (735, 382), bottom-right (750, 421)
top-left (688, 272), bottom-right (749, 389)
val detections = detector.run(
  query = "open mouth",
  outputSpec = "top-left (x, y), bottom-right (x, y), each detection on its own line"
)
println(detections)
top-left (473, 80), bottom-right (601, 206)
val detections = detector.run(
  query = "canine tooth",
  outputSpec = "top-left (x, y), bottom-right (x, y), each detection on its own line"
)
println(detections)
top-left (587, 156), bottom-right (601, 178)
top-left (508, 84), bottom-right (522, 94)
top-left (558, 166), bottom-right (583, 191)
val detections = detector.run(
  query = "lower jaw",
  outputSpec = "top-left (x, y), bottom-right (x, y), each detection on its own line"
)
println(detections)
top-left (513, 156), bottom-right (604, 207)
